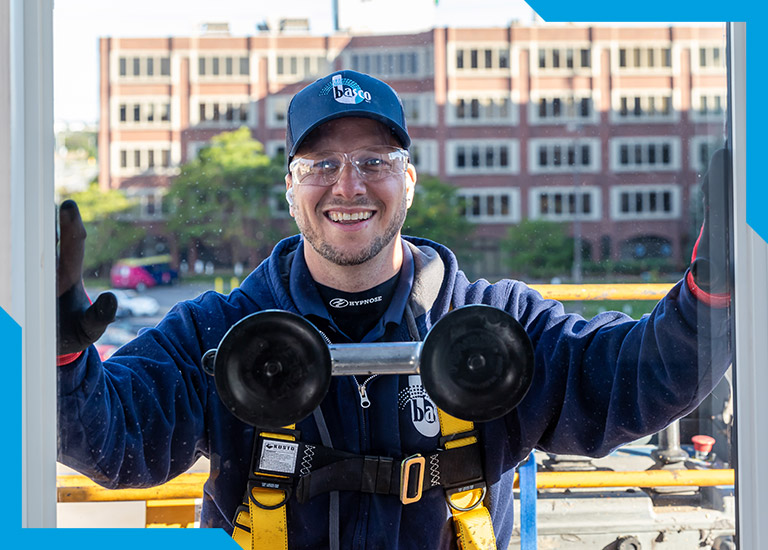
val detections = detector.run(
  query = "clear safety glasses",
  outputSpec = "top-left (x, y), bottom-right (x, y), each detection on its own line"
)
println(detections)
top-left (289, 146), bottom-right (409, 186)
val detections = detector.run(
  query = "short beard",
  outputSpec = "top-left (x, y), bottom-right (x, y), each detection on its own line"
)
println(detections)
top-left (299, 194), bottom-right (407, 266)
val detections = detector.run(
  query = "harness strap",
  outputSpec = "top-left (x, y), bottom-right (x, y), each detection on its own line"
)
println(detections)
top-left (294, 443), bottom-right (483, 502)
top-left (439, 410), bottom-right (498, 550)
top-left (232, 426), bottom-right (296, 550)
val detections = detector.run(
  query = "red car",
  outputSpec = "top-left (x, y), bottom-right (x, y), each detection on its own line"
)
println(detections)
top-left (110, 255), bottom-right (178, 291)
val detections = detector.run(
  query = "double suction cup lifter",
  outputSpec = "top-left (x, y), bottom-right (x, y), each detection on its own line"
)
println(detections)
top-left (202, 304), bottom-right (535, 430)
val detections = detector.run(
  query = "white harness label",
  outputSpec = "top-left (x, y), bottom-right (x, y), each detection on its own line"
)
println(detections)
top-left (259, 440), bottom-right (299, 474)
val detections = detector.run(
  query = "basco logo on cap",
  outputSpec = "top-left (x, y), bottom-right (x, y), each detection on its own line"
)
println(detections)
top-left (326, 74), bottom-right (371, 105)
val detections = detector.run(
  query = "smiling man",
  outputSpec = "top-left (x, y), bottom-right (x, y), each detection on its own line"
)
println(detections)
top-left (56, 70), bottom-right (732, 550)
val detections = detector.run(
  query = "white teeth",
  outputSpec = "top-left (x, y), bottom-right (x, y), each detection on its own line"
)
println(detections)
top-left (329, 211), bottom-right (373, 222)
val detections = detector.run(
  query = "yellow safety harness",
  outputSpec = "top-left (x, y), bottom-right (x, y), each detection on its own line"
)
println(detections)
top-left (231, 411), bottom-right (497, 550)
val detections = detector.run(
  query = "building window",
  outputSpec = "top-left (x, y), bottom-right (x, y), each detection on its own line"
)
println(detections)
top-left (274, 54), bottom-right (327, 81)
top-left (457, 188), bottom-right (520, 223)
top-left (690, 137), bottom-right (725, 173)
top-left (610, 184), bottom-right (681, 220)
top-left (116, 100), bottom-right (172, 126)
top-left (197, 99), bottom-right (249, 125)
top-left (615, 92), bottom-right (674, 121)
top-left (617, 46), bottom-right (672, 69)
top-left (611, 137), bottom-right (680, 172)
top-left (528, 139), bottom-right (600, 174)
top-left (448, 140), bottom-right (519, 175)
top-left (691, 90), bottom-right (726, 122)
top-left (198, 54), bottom-right (251, 78)
top-left (116, 145), bottom-right (174, 174)
top-left (698, 46), bottom-right (725, 69)
top-left (536, 47), bottom-right (591, 70)
top-left (530, 186), bottom-right (601, 221)
top-left (450, 95), bottom-right (513, 125)
top-left (116, 55), bottom-right (173, 80)
top-left (454, 46), bottom-right (511, 71)
top-left (531, 93), bottom-right (594, 125)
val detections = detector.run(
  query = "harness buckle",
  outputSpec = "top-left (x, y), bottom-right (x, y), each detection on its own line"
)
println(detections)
top-left (445, 481), bottom-right (487, 512)
top-left (400, 454), bottom-right (426, 505)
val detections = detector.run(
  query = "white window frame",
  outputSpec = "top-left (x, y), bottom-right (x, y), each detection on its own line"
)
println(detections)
top-left (612, 43), bottom-right (674, 73)
top-left (457, 187), bottom-right (521, 223)
top-left (190, 95), bottom-right (252, 127)
top-left (446, 91), bottom-right (519, 127)
top-left (192, 51), bottom-right (252, 82)
top-left (530, 43), bottom-right (594, 76)
top-left (346, 46), bottom-right (433, 79)
top-left (529, 185), bottom-right (602, 222)
top-left (266, 95), bottom-right (290, 129)
top-left (609, 88), bottom-right (680, 124)
top-left (449, 43), bottom-right (512, 75)
top-left (690, 88), bottom-right (728, 123)
top-left (527, 138), bottom-right (601, 174)
top-left (446, 139), bottom-right (520, 175)
top-left (399, 92), bottom-right (437, 127)
top-left (269, 50), bottom-right (329, 83)
top-left (610, 136), bottom-right (681, 172)
top-left (691, 41), bottom-right (727, 73)
top-left (409, 139), bottom-right (438, 176)
top-left (112, 50), bottom-right (172, 82)
top-left (528, 90), bottom-right (599, 126)
top-left (689, 135), bottom-right (726, 173)
top-left (111, 141), bottom-right (178, 177)
top-left (112, 96), bottom-right (172, 128)
top-left (609, 183), bottom-right (681, 221)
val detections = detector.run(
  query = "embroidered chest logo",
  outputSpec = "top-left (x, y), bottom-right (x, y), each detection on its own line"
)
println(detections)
top-left (398, 375), bottom-right (440, 437)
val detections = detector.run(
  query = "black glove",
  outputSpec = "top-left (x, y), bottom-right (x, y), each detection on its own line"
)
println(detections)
top-left (57, 200), bottom-right (117, 356)
top-left (690, 147), bottom-right (731, 296)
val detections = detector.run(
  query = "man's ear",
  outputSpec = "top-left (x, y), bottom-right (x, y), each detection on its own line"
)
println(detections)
top-left (405, 163), bottom-right (417, 209)
top-left (285, 174), bottom-right (295, 217)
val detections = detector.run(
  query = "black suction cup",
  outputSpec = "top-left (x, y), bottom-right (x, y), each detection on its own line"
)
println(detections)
top-left (420, 304), bottom-right (534, 422)
top-left (213, 310), bottom-right (332, 429)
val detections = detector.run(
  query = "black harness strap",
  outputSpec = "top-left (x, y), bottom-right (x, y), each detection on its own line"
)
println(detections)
top-left (249, 433), bottom-right (485, 504)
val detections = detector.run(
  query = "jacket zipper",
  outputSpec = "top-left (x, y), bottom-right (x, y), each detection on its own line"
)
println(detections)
top-left (357, 374), bottom-right (377, 408)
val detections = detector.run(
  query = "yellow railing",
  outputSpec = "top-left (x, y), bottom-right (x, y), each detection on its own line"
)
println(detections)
top-left (58, 282), bottom-right (714, 528)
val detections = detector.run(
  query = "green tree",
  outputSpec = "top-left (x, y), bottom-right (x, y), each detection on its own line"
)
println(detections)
top-left (60, 182), bottom-right (146, 277)
top-left (402, 175), bottom-right (473, 249)
top-left (167, 127), bottom-right (289, 266)
top-left (500, 219), bottom-right (574, 280)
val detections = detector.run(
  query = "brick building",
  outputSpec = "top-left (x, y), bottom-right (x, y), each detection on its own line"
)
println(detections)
top-left (98, 21), bottom-right (727, 279)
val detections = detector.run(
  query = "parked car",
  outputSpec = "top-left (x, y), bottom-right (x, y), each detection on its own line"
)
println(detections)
top-left (110, 255), bottom-right (179, 291)
top-left (104, 289), bottom-right (161, 317)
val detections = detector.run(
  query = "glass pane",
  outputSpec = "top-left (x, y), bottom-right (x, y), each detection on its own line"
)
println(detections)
top-left (53, 5), bottom-right (735, 549)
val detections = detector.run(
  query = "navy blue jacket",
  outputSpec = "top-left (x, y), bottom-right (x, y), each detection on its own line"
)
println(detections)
top-left (58, 235), bottom-right (731, 549)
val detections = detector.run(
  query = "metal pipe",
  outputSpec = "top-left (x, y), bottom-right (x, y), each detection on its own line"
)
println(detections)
top-left (328, 341), bottom-right (422, 376)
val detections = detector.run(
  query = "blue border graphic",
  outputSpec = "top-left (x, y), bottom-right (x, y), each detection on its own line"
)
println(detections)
top-left (5, 3), bottom-right (758, 550)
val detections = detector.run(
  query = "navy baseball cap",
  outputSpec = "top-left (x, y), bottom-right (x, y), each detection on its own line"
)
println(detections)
top-left (286, 70), bottom-right (411, 161)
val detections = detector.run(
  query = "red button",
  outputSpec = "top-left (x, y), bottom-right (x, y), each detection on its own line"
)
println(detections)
top-left (692, 434), bottom-right (716, 454)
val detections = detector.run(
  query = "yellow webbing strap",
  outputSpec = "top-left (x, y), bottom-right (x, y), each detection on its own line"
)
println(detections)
top-left (232, 426), bottom-right (296, 550)
top-left (438, 409), bottom-right (497, 550)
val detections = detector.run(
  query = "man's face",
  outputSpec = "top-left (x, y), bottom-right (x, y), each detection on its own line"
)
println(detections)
top-left (286, 117), bottom-right (416, 267)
